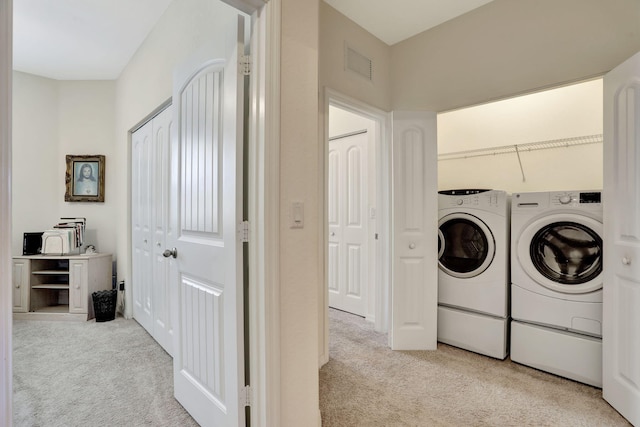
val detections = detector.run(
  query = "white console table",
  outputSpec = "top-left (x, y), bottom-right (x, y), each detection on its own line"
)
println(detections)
top-left (12, 253), bottom-right (113, 321)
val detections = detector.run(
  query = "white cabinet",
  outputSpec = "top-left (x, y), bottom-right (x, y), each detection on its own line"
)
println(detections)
top-left (131, 105), bottom-right (174, 355)
top-left (12, 253), bottom-right (112, 321)
top-left (12, 258), bottom-right (30, 313)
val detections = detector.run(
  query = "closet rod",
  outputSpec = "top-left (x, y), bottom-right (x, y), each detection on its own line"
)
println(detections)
top-left (438, 134), bottom-right (603, 161)
top-left (329, 129), bottom-right (367, 141)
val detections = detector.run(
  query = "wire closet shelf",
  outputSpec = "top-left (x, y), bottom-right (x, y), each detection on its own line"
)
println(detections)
top-left (437, 134), bottom-right (603, 161)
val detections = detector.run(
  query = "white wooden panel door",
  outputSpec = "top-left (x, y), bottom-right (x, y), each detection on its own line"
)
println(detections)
top-left (169, 14), bottom-right (245, 427)
top-left (603, 50), bottom-right (640, 426)
top-left (328, 132), bottom-right (368, 316)
top-left (132, 119), bottom-right (154, 334)
top-left (390, 111), bottom-right (438, 350)
top-left (151, 106), bottom-right (174, 355)
top-left (131, 106), bottom-right (174, 356)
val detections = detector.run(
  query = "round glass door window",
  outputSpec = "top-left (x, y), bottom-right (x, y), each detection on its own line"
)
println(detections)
top-left (439, 214), bottom-right (495, 278)
top-left (530, 221), bottom-right (602, 286)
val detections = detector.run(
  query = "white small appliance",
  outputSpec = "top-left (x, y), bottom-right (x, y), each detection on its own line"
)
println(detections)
top-left (437, 189), bottom-right (510, 359)
top-left (510, 190), bottom-right (603, 387)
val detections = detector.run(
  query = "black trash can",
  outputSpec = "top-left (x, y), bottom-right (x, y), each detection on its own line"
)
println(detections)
top-left (92, 289), bottom-right (117, 322)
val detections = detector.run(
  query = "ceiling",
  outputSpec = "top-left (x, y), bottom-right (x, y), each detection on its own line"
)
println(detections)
top-left (13, 0), bottom-right (172, 80)
top-left (13, 0), bottom-right (494, 80)
top-left (323, 0), bottom-right (494, 46)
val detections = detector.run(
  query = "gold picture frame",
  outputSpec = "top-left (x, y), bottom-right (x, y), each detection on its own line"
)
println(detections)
top-left (65, 155), bottom-right (105, 202)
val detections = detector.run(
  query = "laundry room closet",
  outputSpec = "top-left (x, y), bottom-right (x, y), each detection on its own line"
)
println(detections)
top-left (437, 78), bottom-right (603, 193)
top-left (436, 77), bottom-right (605, 387)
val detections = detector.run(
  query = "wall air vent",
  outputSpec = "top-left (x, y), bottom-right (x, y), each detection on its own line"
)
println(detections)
top-left (345, 44), bottom-right (373, 81)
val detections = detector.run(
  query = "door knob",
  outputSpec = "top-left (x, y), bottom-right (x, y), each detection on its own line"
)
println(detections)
top-left (163, 248), bottom-right (178, 258)
top-left (409, 243), bottom-right (416, 249)
top-left (622, 257), bottom-right (631, 265)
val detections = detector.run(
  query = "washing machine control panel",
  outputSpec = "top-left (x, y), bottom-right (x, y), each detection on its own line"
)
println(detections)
top-left (452, 196), bottom-right (479, 206)
top-left (558, 195), bottom-right (572, 204)
top-left (551, 191), bottom-right (601, 206)
top-left (441, 192), bottom-right (504, 208)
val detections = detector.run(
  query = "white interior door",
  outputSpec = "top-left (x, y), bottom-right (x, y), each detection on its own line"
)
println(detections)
top-left (390, 111), bottom-right (438, 350)
top-left (168, 14), bottom-right (246, 427)
top-left (603, 50), bottom-right (640, 426)
top-left (150, 106), bottom-right (174, 355)
top-left (132, 119), bottom-right (154, 334)
top-left (328, 131), bottom-right (368, 316)
top-left (131, 106), bottom-right (174, 356)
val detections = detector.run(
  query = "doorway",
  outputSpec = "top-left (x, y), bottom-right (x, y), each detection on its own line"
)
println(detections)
top-left (322, 89), bottom-right (392, 364)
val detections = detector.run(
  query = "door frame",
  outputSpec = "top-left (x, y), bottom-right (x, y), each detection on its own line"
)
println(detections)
top-left (0, 0), bottom-right (281, 425)
top-left (0, 0), bottom-right (12, 423)
top-left (321, 88), bottom-right (392, 364)
top-left (244, 1), bottom-right (281, 424)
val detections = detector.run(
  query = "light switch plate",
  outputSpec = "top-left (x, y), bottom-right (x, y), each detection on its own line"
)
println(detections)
top-left (290, 201), bottom-right (304, 229)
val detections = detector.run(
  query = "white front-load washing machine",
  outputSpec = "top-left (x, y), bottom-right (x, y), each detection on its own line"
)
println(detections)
top-left (510, 190), bottom-right (603, 387)
top-left (437, 189), bottom-right (510, 359)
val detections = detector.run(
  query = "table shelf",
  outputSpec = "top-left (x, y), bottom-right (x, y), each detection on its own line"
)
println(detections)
top-left (12, 253), bottom-right (113, 321)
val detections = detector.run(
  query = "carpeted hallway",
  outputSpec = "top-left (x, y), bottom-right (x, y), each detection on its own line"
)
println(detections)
top-left (320, 308), bottom-right (630, 426)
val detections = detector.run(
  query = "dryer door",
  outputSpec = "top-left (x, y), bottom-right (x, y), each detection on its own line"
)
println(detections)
top-left (438, 213), bottom-right (495, 278)
top-left (517, 214), bottom-right (603, 293)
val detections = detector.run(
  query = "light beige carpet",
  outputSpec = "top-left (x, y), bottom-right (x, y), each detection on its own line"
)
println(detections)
top-left (13, 317), bottom-right (198, 427)
top-left (320, 308), bottom-right (630, 427)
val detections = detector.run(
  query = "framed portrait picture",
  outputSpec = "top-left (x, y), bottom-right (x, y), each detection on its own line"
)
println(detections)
top-left (65, 155), bottom-right (105, 202)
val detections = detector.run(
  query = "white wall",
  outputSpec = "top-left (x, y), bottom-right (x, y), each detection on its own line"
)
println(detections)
top-left (320, 2), bottom-right (391, 112)
top-left (12, 72), bottom-right (59, 252)
top-left (438, 79), bottom-right (603, 193)
top-left (12, 72), bottom-right (116, 256)
top-left (57, 80), bottom-right (117, 253)
top-left (280, 0), bottom-right (321, 423)
top-left (391, 0), bottom-right (640, 112)
top-left (329, 105), bottom-right (374, 137)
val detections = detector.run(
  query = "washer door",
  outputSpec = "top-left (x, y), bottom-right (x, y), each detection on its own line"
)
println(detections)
top-left (516, 214), bottom-right (603, 293)
top-left (438, 213), bottom-right (495, 278)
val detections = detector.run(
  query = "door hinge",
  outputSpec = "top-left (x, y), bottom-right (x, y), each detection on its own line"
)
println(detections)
top-left (239, 55), bottom-right (251, 76)
top-left (239, 221), bottom-right (250, 243)
top-left (242, 385), bottom-right (252, 407)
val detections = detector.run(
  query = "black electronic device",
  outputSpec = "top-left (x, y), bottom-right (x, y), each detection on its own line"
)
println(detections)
top-left (22, 232), bottom-right (44, 255)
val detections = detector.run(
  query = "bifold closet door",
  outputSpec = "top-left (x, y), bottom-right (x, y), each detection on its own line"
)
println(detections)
top-left (603, 50), bottom-right (640, 426)
top-left (131, 106), bottom-right (174, 356)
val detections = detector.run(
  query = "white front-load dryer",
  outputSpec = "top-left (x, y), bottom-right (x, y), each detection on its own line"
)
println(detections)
top-left (510, 190), bottom-right (603, 387)
top-left (437, 189), bottom-right (510, 359)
